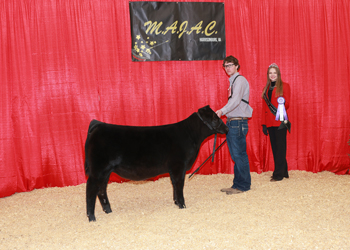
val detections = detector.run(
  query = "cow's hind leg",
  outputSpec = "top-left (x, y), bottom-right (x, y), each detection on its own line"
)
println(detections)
top-left (170, 171), bottom-right (186, 209)
top-left (97, 178), bottom-right (112, 214)
top-left (86, 176), bottom-right (100, 222)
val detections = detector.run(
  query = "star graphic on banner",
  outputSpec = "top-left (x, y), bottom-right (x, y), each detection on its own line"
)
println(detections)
top-left (132, 34), bottom-right (169, 61)
top-left (132, 35), bottom-right (157, 60)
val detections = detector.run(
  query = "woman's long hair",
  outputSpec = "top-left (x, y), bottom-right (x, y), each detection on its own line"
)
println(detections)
top-left (261, 64), bottom-right (283, 98)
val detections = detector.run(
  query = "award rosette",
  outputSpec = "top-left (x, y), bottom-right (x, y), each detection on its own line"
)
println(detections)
top-left (276, 97), bottom-right (291, 133)
top-left (275, 97), bottom-right (288, 121)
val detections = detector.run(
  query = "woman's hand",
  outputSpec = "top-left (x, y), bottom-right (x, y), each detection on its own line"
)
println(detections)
top-left (262, 125), bottom-right (268, 136)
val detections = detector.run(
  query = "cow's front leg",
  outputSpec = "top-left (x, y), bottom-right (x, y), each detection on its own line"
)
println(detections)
top-left (86, 177), bottom-right (99, 222)
top-left (97, 178), bottom-right (112, 214)
top-left (170, 170), bottom-right (186, 209)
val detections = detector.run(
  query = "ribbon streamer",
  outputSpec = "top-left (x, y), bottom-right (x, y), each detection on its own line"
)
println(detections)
top-left (275, 97), bottom-right (288, 121)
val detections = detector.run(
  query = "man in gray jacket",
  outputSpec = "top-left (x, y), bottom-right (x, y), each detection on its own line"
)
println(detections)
top-left (216, 55), bottom-right (253, 194)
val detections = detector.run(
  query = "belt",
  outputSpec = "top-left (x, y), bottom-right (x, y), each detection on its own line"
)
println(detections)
top-left (228, 117), bottom-right (248, 121)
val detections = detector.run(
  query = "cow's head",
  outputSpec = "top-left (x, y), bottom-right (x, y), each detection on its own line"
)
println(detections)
top-left (197, 105), bottom-right (229, 134)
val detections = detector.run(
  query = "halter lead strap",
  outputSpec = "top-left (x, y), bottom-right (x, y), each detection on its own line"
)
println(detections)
top-left (196, 112), bottom-right (217, 162)
top-left (212, 134), bottom-right (217, 162)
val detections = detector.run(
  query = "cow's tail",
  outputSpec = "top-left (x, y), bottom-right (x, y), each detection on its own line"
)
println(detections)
top-left (84, 119), bottom-right (101, 176)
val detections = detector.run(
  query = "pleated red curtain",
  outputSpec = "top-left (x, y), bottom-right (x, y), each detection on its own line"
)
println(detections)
top-left (1, 0), bottom-right (349, 198)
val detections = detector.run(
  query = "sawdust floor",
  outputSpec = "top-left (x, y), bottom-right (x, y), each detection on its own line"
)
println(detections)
top-left (1, 171), bottom-right (350, 250)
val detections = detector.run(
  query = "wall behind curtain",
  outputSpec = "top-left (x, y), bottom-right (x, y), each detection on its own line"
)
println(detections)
top-left (1, 0), bottom-right (349, 198)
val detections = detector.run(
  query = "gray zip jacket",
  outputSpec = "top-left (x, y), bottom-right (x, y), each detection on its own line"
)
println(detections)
top-left (220, 73), bottom-right (253, 118)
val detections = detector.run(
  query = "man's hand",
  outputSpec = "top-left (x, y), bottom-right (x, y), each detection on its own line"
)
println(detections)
top-left (215, 110), bottom-right (223, 118)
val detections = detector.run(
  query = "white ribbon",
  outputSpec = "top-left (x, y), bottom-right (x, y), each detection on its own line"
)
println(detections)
top-left (275, 97), bottom-right (288, 121)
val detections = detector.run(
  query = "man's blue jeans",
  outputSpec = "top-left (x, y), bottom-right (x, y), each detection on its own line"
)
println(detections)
top-left (226, 119), bottom-right (251, 191)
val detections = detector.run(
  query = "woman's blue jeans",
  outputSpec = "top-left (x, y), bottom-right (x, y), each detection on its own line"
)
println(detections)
top-left (226, 119), bottom-right (251, 191)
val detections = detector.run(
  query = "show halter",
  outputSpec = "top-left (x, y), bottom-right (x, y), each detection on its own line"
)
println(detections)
top-left (190, 112), bottom-right (228, 179)
top-left (196, 112), bottom-right (218, 162)
top-left (189, 139), bottom-right (227, 179)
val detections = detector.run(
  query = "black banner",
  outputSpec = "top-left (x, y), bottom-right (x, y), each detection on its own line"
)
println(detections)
top-left (129, 2), bottom-right (226, 61)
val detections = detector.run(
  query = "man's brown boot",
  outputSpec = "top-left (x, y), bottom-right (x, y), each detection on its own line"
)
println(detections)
top-left (220, 187), bottom-right (235, 192)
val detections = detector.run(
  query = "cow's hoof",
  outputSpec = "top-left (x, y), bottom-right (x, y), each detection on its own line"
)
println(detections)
top-left (103, 207), bottom-right (112, 214)
top-left (176, 203), bottom-right (186, 209)
top-left (175, 200), bottom-right (186, 209)
top-left (87, 214), bottom-right (96, 222)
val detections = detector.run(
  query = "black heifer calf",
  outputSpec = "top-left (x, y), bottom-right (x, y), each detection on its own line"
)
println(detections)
top-left (84, 105), bottom-right (228, 221)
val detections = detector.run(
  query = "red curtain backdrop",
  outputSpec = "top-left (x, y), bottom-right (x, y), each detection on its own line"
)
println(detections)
top-left (1, 0), bottom-right (349, 198)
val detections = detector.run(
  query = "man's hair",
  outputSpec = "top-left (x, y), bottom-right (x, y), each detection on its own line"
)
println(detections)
top-left (223, 55), bottom-right (240, 70)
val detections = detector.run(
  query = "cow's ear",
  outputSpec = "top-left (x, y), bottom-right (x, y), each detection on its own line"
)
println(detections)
top-left (200, 105), bottom-right (209, 112)
top-left (198, 106), bottom-right (204, 115)
top-left (198, 109), bottom-right (203, 119)
top-left (203, 105), bottom-right (211, 114)
top-left (205, 105), bottom-right (211, 112)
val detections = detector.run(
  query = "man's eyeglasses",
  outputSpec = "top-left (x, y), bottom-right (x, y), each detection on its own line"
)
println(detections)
top-left (223, 64), bottom-right (235, 69)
